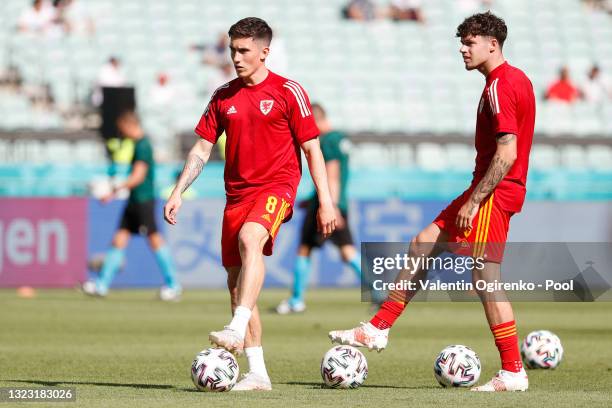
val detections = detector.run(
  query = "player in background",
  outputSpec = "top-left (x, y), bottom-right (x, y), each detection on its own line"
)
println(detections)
top-left (329, 12), bottom-right (535, 392)
top-left (164, 17), bottom-right (336, 391)
top-left (83, 111), bottom-right (181, 301)
top-left (276, 103), bottom-right (364, 314)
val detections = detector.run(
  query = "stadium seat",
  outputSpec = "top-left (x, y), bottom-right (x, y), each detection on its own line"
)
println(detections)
top-left (0, 0), bottom-right (609, 171)
top-left (74, 140), bottom-right (106, 164)
top-left (351, 143), bottom-right (391, 167)
top-left (45, 140), bottom-right (73, 163)
top-left (586, 145), bottom-right (612, 170)
top-left (446, 143), bottom-right (476, 170)
top-left (416, 143), bottom-right (448, 171)
top-left (560, 145), bottom-right (588, 169)
top-left (531, 145), bottom-right (560, 170)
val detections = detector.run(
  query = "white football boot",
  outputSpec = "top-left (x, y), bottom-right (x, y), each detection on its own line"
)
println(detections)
top-left (159, 285), bottom-right (182, 302)
top-left (82, 280), bottom-right (107, 297)
top-left (471, 369), bottom-right (529, 392)
top-left (328, 322), bottom-right (389, 352)
top-left (209, 327), bottom-right (244, 355)
top-left (275, 299), bottom-right (306, 315)
top-left (232, 372), bottom-right (272, 391)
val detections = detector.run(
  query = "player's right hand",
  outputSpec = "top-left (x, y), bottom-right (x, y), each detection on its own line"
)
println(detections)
top-left (335, 207), bottom-right (346, 229)
top-left (317, 202), bottom-right (336, 238)
top-left (164, 194), bottom-right (182, 225)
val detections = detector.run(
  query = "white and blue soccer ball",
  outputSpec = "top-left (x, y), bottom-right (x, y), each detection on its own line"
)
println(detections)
top-left (191, 348), bottom-right (239, 392)
top-left (321, 345), bottom-right (368, 389)
top-left (434, 345), bottom-right (481, 387)
top-left (521, 330), bottom-right (563, 369)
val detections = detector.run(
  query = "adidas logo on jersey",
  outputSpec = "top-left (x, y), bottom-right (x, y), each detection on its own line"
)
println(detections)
top-left (227, 105), bottom-right (237, 114)
top-left (261, 214), bottom-right (272, 223)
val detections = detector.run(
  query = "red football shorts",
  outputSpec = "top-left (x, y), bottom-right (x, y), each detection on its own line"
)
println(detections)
top-left (221, 190), bottom-right (293, 267)
top-left (433, 190), bottom-right (512, 263)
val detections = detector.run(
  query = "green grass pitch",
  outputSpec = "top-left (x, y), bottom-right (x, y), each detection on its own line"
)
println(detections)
top-left (1, 289), bottom-right (611, 407)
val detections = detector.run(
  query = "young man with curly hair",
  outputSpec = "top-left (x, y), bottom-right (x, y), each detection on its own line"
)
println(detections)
top-left (329, 11), bottom-right (535, 392)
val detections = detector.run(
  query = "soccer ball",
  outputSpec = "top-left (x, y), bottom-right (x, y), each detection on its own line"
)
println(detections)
top-left (191, 348), bottom-right (239, 392)
top-left (433, 345), bottom-right (481, 387)
top-left (521, 330), bottom-right (563, 369)
top-left (321, 345), bottom-right (368, 389)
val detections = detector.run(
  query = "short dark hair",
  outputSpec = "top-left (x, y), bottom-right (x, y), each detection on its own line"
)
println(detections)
top-left (456, 11), bottom-right (507, 47)
top-left (228, 17), bottom-right (273, 45)
top-left (117, 109), bottom-right (138, 123)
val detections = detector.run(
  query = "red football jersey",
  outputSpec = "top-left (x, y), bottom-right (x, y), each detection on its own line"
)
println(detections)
top-left (195, 71), bottom-right (319, 206)
top-left (473, 62), bottom-right (536, 213)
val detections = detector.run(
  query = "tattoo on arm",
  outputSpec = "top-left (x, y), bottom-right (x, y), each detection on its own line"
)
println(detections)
top-left (470, 154), bottom-right (514, 205)
top-left (497, 133), bottom-right (516, 145)
top-left (469, 133), bottom-right (517, 206)
top-left (179, 154), bottom-right (204, 193)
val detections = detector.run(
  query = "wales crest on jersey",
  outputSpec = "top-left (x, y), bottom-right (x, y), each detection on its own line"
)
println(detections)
top-left (260, 100), bottom-right (274, 115)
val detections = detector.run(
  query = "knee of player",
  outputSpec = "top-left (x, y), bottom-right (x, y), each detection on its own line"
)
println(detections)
top-left (238, 229), bottom-right (264, 253)
top-left (408, 235), bottom-right (424, 257)
top-left (471, 266), bottom-right (483, 286)
top-left (338, 245), bottom-right (356, 262)
top-left (147, 232), bottom-right (164, 248)
top-left (112, 233), bottom-right (130, 249)
top-left (297, 245), bottom-right (312, 257)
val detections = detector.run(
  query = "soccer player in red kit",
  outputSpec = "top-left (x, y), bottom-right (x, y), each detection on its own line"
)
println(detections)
top-left (329, 12), bottom-right (535, 392)
top-left (164, 17), bottom-right (336, 391)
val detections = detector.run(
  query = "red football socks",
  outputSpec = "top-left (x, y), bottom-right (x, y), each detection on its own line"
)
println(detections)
top-left (369, 300), bottom-right (406, 330)
top-left (491, 320), bottom-right (523, 373)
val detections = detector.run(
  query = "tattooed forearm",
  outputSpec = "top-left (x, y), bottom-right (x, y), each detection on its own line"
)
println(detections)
top-left (468, 133), bottom-right (517, 205)
top-left (470, 154), bottom-right (514, 205)
top-left (179, 154), bottom-right (205, 193)
top-left (497, 133), bottom-right (516, 145)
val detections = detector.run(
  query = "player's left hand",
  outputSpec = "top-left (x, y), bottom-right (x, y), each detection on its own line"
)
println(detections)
top-left (456, 201), bottom-right (479, 232)
top-left (164, 193), bottom-right (182, 225)
top-left (317, 202), bottom-right (336, 238)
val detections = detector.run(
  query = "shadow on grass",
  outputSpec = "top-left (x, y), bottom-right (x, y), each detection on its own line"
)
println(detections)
top-left (8, 379), bottom-right (439, 392)
top-left (280, 381), bottom-right (438, 390)
top-left (7, 379), bottom-right (178, 391)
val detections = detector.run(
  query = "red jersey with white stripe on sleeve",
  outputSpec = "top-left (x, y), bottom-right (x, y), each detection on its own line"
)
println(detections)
top-left (473, 62), bottom-right (536, 213)
top-left (195, 71), bottom-right (319, 207)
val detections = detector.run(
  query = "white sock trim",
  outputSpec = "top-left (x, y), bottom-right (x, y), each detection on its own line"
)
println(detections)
top-left (228, 305), bottom-right (251, 339)
top-left (245, 346), bottom-right (269, 378)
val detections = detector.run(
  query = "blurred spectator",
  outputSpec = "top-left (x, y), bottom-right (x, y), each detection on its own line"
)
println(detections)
top-left (0, 65), bottom-right (23, 90)
top-left (53, 0), bottom-right (96, 36)
top-left (582, 0), bottom-right (612, 13)
top-left (17, 0), bottom-right (94, 38)
top-left (149, 72), bottom-right (176, 108)
top-left (97, 57), bottom-right (127, 88)
top-left (545, 67), bottom-right (580, 104)
top-left (192, 33), bottom-right (230, 68)
top-left (342, 0), bottom-right (378, 21)
top-left (92, 57), bottom-right (127, 106)
top-left (17, 0), bottom-right (58, 35)
top-left (30, 82), bottom-right (55, 108)
top-left (389, 0), bottom-right (425, 23)
top-left (52, 0), bottom-right (71, 33)
top-left (582, 65), bottom-right (612, 103)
